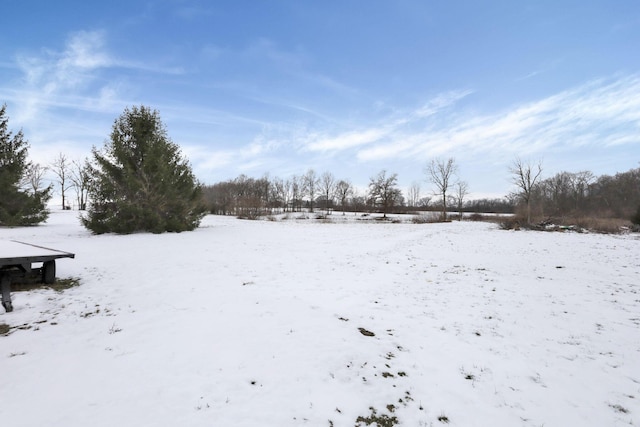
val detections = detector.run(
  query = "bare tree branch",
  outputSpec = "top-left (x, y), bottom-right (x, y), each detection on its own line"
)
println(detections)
top-left (509, 157), bottom-right (543, 223)
top-left (426, 157), bottom-right (457, 221)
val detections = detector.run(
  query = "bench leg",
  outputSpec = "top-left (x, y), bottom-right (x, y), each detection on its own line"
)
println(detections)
top-left (1, 274), bottom-right (12, 312)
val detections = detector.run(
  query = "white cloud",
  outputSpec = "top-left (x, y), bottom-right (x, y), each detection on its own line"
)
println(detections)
top-left (412, 89), bottom-right (474, 118)
top-left (12, 30), bottom-right (117, 123)
top-left (355, 74), bottom-right (640, 162)
top-left (305, 128), bottom-right (388, 152)
top-left (17, 30), bottom-right (112, 94)
top-left (302, 90), bottom-right (475, 155)
top-left (186, 146), bottom-right (236, 172)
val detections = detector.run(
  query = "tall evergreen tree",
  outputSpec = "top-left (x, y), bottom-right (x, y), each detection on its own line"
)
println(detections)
top-left (82, 105), bottom-right (205, 234)
top-left (0, 104), bottom-right (51, 226)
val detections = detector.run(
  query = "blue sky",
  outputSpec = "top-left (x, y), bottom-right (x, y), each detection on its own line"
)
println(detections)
top-left (1, 1), bottom-right (639, 199)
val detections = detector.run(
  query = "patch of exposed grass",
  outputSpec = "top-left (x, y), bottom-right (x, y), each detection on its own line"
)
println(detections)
top-left (610, 403), bottom-right (629, 414)
top-left (0, 323), bottom-right (10, 336)
top-left (12, 276), bottom-right (80, 292)
top-left (48, 277), bottom-right (81, 292)
top-left (355, 407), bottom-right (398, 427)
top-left (437, 414), bottom-right (450, 423)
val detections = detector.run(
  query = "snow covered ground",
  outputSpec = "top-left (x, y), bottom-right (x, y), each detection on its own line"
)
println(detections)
top-left (1, 210), bottom-right (639, 427)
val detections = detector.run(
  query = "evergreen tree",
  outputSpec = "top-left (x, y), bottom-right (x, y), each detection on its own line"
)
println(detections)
top-left (0, 104), bottom-right (51, 226)
top-left (82, 105), bottom-right (205, 234)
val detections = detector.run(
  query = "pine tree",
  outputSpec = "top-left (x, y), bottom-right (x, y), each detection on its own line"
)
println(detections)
top-left (82, 105), bottom-right (205, 234)
top-left (0, 104), bottom-right (51, 226)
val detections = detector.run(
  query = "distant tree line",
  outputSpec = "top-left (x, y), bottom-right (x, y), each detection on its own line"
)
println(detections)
top-left (2, 100), bottom-right (639, 231)
top-left (203, 157), bottom-right (640, 228)
top-left (202, 159), bottom-right (503, 220)
top-left (522, 167), bottom-right (640, 222)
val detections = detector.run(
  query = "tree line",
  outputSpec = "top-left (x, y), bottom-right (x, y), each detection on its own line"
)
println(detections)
top-left (202, 165), bottom-right (470, 220)
top-left (515, 163), bottom-right (640, 224)
top-left (1, 102), bottom-right (638, 233)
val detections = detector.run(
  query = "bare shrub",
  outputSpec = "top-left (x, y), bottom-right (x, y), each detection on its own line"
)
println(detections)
top-left (499, 216), bottom-right (522, 230)
top-left (572, 217), bottom-right (631, 234)
top-left (412, 215), bottom-right (438, 224)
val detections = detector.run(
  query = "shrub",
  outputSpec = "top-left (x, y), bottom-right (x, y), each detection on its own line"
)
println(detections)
top-left (499, 216), bottom-right (521, 230)
top-left (572, 217), bottom-right (631, 234)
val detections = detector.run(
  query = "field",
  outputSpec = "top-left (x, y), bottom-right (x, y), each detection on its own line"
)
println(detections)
top-left (1, 211), bottom-right (639, 426)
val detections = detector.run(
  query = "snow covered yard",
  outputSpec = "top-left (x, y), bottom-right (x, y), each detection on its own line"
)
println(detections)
top-left (1, 211), bottom-right (639, 427)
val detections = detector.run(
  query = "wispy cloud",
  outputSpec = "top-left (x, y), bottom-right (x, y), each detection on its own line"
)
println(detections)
top-left (356, 74), bottom-right (640, 162)
top-left (17, 31), bottom-right (113, 94)
top-left (299, 89), bottom-right (473, 155)
top-left (7, 29), bottom-right (184, 124)
top-left (305, 128), bottom-right (389, 152)
top-left (11, 30), bottom-right (120, 122)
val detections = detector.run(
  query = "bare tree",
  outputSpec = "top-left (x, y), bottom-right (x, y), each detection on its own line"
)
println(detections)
top-left (70, 159), bottom-right (91, 210)
top-left (50, 153), bottom-right (73, 209)
top-left (351, 188), bottom-right (365, 215)
top-left (271, 176), bottom-right (286, 213)
top-left (282, 178), bottom-right (293, 212)
top-left (22, 163), bottom-right (49, 194)
top-left (368, 170), bottom-right (402, 218)
top-left (291, 175), bottom-right (302, 212)
top-left (510, 157), bottom-right (543, 224)
top-left (418, 196), bottom-right (432, 209)
top-left (334, 179), bottom-right (353, 215)
top-left (426, 157), bottom-right (458, 221)
top-left (569, 170), bottom-right (594, 211)
top-left (319, 171), bottom-right (335, 214)
top-left (257, 174), bottom-right (272, 213)
top-left (454, 181), bottom-right (469, 220)
top-left (302, 169), bottom-right (319, 212)
top-left (407, 181), bottom-right (421, 209)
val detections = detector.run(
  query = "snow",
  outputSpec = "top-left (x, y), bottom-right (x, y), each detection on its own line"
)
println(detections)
top-left (1, 210), bottom-right (639, 427)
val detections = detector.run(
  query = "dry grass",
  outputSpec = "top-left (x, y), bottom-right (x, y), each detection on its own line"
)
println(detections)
top-left (498, 214), bottom-right (633, 234)
top-left (570, 217), bottom-right (632, 234)
top-left (10, 277), bottom-right (80, 292)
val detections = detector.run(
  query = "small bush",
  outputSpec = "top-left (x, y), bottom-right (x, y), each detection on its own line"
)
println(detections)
top-left (411, 215), bottom-right (430, 224)
top-left (411, 213), bottom-right (440, 224)
top-left (499, 217), bottom-right (521, 230)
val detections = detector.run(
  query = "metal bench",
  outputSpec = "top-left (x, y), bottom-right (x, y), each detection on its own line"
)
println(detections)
top-left (1, 241), bottom-right (75, 312)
